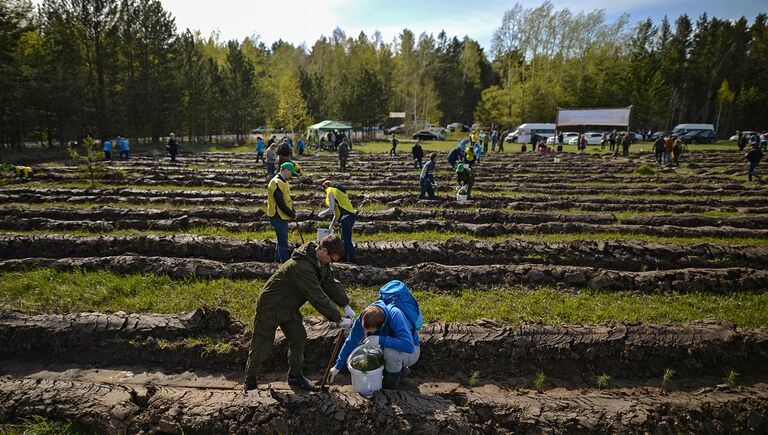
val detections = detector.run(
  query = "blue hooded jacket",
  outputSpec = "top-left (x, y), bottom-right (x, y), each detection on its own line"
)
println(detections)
top-left (333, 300), bottom-right (419, 371)
top-left (256, 138), bottom-right (265, 153)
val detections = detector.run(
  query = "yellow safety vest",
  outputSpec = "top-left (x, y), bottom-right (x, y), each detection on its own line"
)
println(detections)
top-left (325, 186), bottom-right (356, 220)
top-left (267, 175), bottom-right (293, 220)
top-left (15, 166), bottom-right (32, 177)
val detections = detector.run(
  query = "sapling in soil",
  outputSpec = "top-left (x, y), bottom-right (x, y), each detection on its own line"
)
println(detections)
top-left (724, 369), bottom-right (739, 387)
top-left (469, 370), bottom-right (481, 387)
top-left (662, 368), bottom-right (675, 389)
top-left (534, 371), bottom-right (546, 391)
top-left (597, 373), bottom-right (612, 389)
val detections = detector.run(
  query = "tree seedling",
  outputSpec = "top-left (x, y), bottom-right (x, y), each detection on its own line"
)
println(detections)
top-left (468, 370), bottom-right (481, 388)
top-left (534, 371), bottom-right (546, 391)
top-left (67, 136), bottom-right (105, 190)
top-left (724, 369), bottom-right (739, 387)
top-left (597, 373), bottom-right (612, 389)
top-left (662, 368), bottom-right (676, 389)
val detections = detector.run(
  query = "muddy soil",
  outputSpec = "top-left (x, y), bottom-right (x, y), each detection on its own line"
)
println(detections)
top-left (1, 234), bottom-right (765, 272)
top-left (1, 309), bottom-right (767, 433)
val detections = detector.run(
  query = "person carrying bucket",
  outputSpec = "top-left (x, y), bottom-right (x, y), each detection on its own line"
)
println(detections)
top-left (327, 280), bottom-right (422, 391)
top-left (455, 163), bottom-right (474, 199)
top-left (267, 161), bottom-right (302, 262)
top-left (243, 233), bottom-right (356, 392)
top-left (318, 179), bottom-right (357, 263)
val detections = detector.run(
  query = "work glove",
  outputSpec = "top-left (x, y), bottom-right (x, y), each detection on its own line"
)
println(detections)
top-left (343, 305), bottom-right (356, 319)
top-left (362, 335), bottom-right (380, 348)
top-left (338, 318), bottom-right (353, 329)
top-left (318, 209), bottom-right (330, 218)
top-left (328, 367), bottom-right (339, 384)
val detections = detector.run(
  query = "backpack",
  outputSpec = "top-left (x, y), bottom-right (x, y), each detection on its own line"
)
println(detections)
top-left (378, 280), bottom-right (423, 330)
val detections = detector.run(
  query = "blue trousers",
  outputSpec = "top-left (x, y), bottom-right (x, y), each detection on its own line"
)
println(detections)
top-left (419, 178), bottom-right (436, 199)
top-left (340, 215), bottom-right (356, 263)
top-left (270, 216), bottom-right (290, 263)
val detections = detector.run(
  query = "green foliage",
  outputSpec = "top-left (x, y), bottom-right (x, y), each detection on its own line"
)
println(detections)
top-left (0, 415), bottom-right (84, 435)
top-left (66, 136), bottom-right (104, 189)
top-left (662, 368), bottom-right (676, 389)
top-left (3, 270), bottom-right (768, 328)
top-left (633, 165), bottom-right (657, 176)
top-left (724, 369), bottom-right (739, 387)
top-left (534, 371), bottom-right (546, 391)
top-left (597, 373), bottom-right (612, 389)
top-left (468, 370), bottom-right (481, 387)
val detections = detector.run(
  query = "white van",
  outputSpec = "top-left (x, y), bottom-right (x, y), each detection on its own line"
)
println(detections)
top-left (505, 123), bottom-right (556, 143)
top-left (672, 123), bottom-right (714, 136)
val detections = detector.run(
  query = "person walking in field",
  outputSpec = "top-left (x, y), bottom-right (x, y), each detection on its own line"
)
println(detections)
top-left (255, 136), bottom-right (265, 163)
top-left (746, 143), bottom-right (763, 182)
top-left (265, 142), bottom-right (278, 175)
top-left (419, 152), bottom-right (438, 200)
top-left (167, 133), bottom-right (178, 162)
top-left (389, 134), bottom-right (399, 156)
top-left (267, 161), bottom-right (302, 262)
top-left (338, 138), bottom-right (350, 171)
top-left (653, 135), bottom-right (665, 164)
top-left (102, 137), bottom-right (113, 160)
top-left (117, 135), bottom-right (130, 160)
top-left (243, 233), bottom-right (355, 392)
top-left (318, 179), bottom-right (357, 263)
top-left (412, 140), bottom-right (424, 169)
top-left (621, 132), bottom-right (632, 157)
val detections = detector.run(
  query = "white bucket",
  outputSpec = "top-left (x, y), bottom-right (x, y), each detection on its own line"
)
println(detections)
top-left (456, 194), bottom-right (468, 202)
top-left (554, 157), bottom-right (561, 163)
top-left (316, 228), bottom-right (333, 242)
top-left (346, 345), bottom-right (384, 397)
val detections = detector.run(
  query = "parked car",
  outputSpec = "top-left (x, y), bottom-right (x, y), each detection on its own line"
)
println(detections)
top-left (546, 132), bottom-right (579, 144)
top-left (386, 124), bottom-right (405, 135)
top-left (729, 131), bottom-right (757, 141)
top-left (629, 132), bottom-right (644, 142)
top-left (413, 130), bottom-right (445, 141)
top-left (447, 122), bottom-right (470, 132)
top-left (680, 130), bottom-right (718, 144)
top-left (568, 132), bottom-right (604, 145)
top-left (251, 126), bottom-right (267, 134)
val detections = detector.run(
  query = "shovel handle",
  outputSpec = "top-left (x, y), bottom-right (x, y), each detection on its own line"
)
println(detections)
top-left (320, 328), bottom-right (346, 391)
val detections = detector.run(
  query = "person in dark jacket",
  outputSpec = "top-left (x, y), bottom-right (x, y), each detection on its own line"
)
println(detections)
top-left (456, 163), bottom-right (474, 199)
top-left (243, 234), bottom-right (356, 392)
top-left (653, 136), bottom-right (665, 164)
top-left (411, 140), bottom-right (424, 168)
top-left (338, 138), bottom-right (350, 171)
top-left (167, 133), bottom-right (178, 162)
top-left (746, 144), bottom-right (764, 182)
top-left (277, 138), bottom-right (293, 164)
top-left (419, 152), bottom-right (438, 200)
top-left (447, 142), bottom-right (466, 168)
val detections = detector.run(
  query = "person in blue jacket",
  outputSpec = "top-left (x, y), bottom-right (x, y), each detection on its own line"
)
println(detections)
top-left (447, 141), bottom-right (466, 168)
top-left (102, 138), bottom-right (113, 160)
top-left (117, 135), bottom-right (130, 160)
top-left (327, 299), bottom-right (420, 389)
top-left (255, 136), bottom-right (265, 163)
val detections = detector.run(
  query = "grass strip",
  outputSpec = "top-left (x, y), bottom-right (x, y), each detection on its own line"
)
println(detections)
top-left (2, 269), bottom-right (767, 327)
top-left (2, 227), bottom-right (767, 248)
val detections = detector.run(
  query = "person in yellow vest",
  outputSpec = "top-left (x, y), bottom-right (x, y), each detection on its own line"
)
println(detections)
top-left (318, 179), bottom-right (357, 262)
top-left (267, 161), bottom-right (302, 262)
top-left (10, 165), bottom-right (34, 180)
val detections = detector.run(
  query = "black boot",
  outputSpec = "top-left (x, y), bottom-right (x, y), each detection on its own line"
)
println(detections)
top-left (382, 370), bottom-right (401, 389)
top-left (288, 374), bottom-right (316, 391)
top-left (243, 381), bottom-right (258, 392)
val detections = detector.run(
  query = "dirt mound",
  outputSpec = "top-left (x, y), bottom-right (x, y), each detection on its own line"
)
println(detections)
top-left (3, 310), bottom-right (767, 381)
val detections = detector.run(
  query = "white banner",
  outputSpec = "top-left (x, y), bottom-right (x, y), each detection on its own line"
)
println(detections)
top-left (389, 112), bottom-right (406, 118)
top-left (556, 107), bottom-right (632, 127)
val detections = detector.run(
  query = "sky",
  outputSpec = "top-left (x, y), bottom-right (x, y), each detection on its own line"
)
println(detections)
top-left (157, 0), bottom-right (766, 50)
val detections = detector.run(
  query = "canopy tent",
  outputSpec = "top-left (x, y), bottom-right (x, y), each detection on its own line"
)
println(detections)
top-left (307, 120), bottom-right (352, 137)
top-left (307, 120), bottom-right (353, 150)
top-left (556, 106), bottom-right (632, 128)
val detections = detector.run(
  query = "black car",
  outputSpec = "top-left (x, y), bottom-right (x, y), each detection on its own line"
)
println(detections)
top-left (412, 130), bottom-right (445, 141)
top-left (651, 130), bottom-right (674, 140)
top-left (680, 130), bottom-right (717, 144)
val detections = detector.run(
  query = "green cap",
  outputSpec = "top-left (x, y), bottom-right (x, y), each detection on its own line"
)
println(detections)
top-left (281, 161), bottom-right (302, 176)
top-left (455, 163), bottom-right (465, 173)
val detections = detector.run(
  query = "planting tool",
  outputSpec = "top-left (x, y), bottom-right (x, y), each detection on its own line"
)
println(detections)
top-left (294, 210), bottom-right (305, 244)
top-left (320, 328), bottom-right (346, 391)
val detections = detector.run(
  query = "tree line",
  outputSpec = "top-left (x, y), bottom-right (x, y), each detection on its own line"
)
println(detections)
top-left (1, 0), bottom-right (766, 149)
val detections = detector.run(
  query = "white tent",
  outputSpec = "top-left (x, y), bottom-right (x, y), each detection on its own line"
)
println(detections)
top-left (556, 107), bottom-right (632, 128)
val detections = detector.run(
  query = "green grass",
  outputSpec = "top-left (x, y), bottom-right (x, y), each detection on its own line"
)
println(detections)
top-left (2, 270), bottom-right (768, 327)
top-left (0, 416), bottom-right (84, 435)
top-left (3, 226), bottom-right (768, 248)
